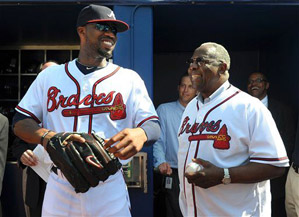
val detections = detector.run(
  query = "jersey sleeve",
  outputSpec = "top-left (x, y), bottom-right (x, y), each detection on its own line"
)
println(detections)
top-left (153, 105), bottom-right (167, 167)
top-left (247, 101), bottom-right (289, 167)
top-left (130, 72), bottom-right (158, 127)
top-left (15, 70), bottom-right (46, 123)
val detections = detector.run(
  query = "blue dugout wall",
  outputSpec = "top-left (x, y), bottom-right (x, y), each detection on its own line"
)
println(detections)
top-left (114, 6), bottom-right (154, 217)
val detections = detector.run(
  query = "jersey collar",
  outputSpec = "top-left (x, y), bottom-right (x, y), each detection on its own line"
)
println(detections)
top-left (197, 81), bottom-right (230, 104)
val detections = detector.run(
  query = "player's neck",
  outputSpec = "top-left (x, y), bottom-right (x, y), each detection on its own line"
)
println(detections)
top-left (77, 55), bottom-right (107, 68)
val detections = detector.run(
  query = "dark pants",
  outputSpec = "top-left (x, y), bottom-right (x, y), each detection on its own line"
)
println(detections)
top-left (23, 168), bottom-right (46, 217)
top-left (164, 169), bottom-right (183, 217)
top-left (271, 197), bottom-right (287, 217)
top-left (154, 168), bottom-right (183, 217)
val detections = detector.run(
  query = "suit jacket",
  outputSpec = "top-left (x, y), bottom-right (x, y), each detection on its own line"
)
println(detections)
top-left (268, 97), bottom-right (296, 199)
top-left (11, 138), bottom-right (46, 208)
top-left (0, 114), bottom-right (8, 196)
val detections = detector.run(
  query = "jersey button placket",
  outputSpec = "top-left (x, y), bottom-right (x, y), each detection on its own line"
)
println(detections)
top-left (79, 79), bottom-right (91, 132)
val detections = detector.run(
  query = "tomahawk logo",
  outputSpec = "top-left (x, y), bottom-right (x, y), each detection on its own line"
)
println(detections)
top-left (188, 125), bottom-right (231, 149)
top-left (179, 116), bottom-right (231, 149)
top-left (107, 11), bottom-right (115, 18)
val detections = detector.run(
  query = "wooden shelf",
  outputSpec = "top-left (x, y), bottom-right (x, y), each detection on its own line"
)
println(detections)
top-left (0, 45), bottom-right (80, 156)
top-left (0, 99), bottom-right (18, 102)
top-left (0, 74), bottom-right (18, 76)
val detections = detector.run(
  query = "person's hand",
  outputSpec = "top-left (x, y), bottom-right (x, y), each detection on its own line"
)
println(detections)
top-left (61, 133), bottom-right (86, 144)
top-left (104, 128), bottom-right (147, 160)
top-left (184, 158), bottom-right (223, 189)
top-left (158, 162), bottom-right (172, 175)
top-left (43, 132), bottom-right (86, 148)
top-left (20, 149), bottom-right (38, 167)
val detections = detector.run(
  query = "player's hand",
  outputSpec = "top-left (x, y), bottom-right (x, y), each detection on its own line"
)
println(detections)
top-left (20, 150), bottom-right (38, 167)
top-left (184, 158), bottom-right (223, 189)
top-left (158, 162), bottom-right (172, 175)
top-left (43, 132), bottom-right (86, 148)
top-left (61, 133), bottom-right (86, 145)
top-left (104, 128), bottom-right (147, 160)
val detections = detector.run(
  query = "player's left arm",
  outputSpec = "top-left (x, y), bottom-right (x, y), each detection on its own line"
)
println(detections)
top-left (104, 120), bottom-right (160, 160)
top-left (185, 158), bottom-right (285, 189)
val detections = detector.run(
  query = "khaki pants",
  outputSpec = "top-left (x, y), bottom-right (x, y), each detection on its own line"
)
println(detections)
top-left (285, 164), bottom-right (299, 217)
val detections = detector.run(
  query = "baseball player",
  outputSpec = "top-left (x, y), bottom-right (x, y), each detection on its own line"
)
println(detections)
top-left (178, 42), bottom-right (289, 217)
top-left (13, 4), bottom-right (160, 217)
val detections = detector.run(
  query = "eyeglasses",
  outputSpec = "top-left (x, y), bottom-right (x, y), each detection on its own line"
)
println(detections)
top-left (186, 57), bottom-right (221, 67)
top-left (95, 23), bottom-right (117, 35)
top-left (247, 78), bottom-right (267, 85)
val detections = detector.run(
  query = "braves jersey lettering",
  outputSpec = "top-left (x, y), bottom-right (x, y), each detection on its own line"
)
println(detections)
top-left (179, 117), bottom-right (230, 149)
top-left (47, 86), bottom-right (126, 120)
top-left (188, 124), bottom-right (231, 149)
top-left (179, 117), bottom-right (221, 136)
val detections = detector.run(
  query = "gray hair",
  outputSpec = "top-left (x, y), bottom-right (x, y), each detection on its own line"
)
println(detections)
top-left (200, 42), bottom-right (231, 71)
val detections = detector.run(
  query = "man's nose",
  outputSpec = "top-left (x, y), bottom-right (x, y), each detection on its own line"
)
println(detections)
top-left (189, 63), bottom-right (199, 71)
top-left (190, 61), bottom-right (198, 68)
top-left (104, 31), bottom-right (116, 38)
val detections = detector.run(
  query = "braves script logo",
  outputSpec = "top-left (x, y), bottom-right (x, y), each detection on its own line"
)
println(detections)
top-left (179, 116), bottom-right (231, 149)
top-left (47, 87), bottom-right (126, 120)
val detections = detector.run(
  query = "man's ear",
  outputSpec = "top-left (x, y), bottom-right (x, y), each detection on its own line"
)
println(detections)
top-left (77, 26), bottom-right (86, 39)
top-left (266, 82), bottom-right (270, 90)
top-left (218, 62), bottom-right (227, 75)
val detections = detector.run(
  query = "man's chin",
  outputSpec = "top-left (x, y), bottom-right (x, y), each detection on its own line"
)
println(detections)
top-left (250, 93), bottom-right (261, 99)
top-left (98, 49), bottom-right (113, 59)
top-left (249, 90), bottom-right (261, 98)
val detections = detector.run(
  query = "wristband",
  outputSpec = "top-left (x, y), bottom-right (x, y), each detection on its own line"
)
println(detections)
top-left (40, 130), bottom-right (52, 145)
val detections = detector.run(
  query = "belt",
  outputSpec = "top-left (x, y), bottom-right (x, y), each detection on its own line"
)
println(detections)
top-left (51, 166), bottom-right (58, 175)
top-left (292, 163), bottom-right (299, 174)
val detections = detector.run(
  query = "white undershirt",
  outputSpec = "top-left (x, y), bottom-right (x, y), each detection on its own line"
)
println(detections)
top-left (261, 95), bottom-right (268, 108)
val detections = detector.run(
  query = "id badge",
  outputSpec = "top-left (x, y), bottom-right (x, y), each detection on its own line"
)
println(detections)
top-left (165, 177), bottom-right (173, 189)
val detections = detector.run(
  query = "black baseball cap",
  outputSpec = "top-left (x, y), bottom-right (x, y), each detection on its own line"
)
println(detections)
top-left (76, 4), bottom-right (129, 32)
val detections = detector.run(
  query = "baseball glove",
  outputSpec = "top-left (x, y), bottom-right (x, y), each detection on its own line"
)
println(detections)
top-left (46, 132), bottom-right (122, 193)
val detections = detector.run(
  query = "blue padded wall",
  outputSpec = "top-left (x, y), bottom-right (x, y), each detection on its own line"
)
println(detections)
top-left (113, 6), bottom-right (154, 217)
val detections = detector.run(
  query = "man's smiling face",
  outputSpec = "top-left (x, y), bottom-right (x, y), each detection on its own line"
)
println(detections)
top-left (247, 73), bottom-right (269, 100)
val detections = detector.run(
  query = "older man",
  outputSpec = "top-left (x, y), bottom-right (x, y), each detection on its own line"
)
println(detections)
top-left (178, 42), bottom-right (289, 217)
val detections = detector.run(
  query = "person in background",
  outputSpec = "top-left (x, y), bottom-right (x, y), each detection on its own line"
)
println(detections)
top-left (247, 72), bottom-right (296, 217)
top-left (178, 42), bottom-right (288, 217)
top-left (0, 114), bottom-right (8, 217)
top-left (12, 61), bottom-right (58, 217)
top-left (38, 61), bottom-right (58, 72)
top-left (153, 72), bottom-right (197, 217)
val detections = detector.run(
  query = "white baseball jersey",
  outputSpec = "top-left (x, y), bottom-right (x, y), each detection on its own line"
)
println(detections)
top-left (178, 81), bottom-right (289, 217)
top-left (16, 59), bottom-right (158, 216)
